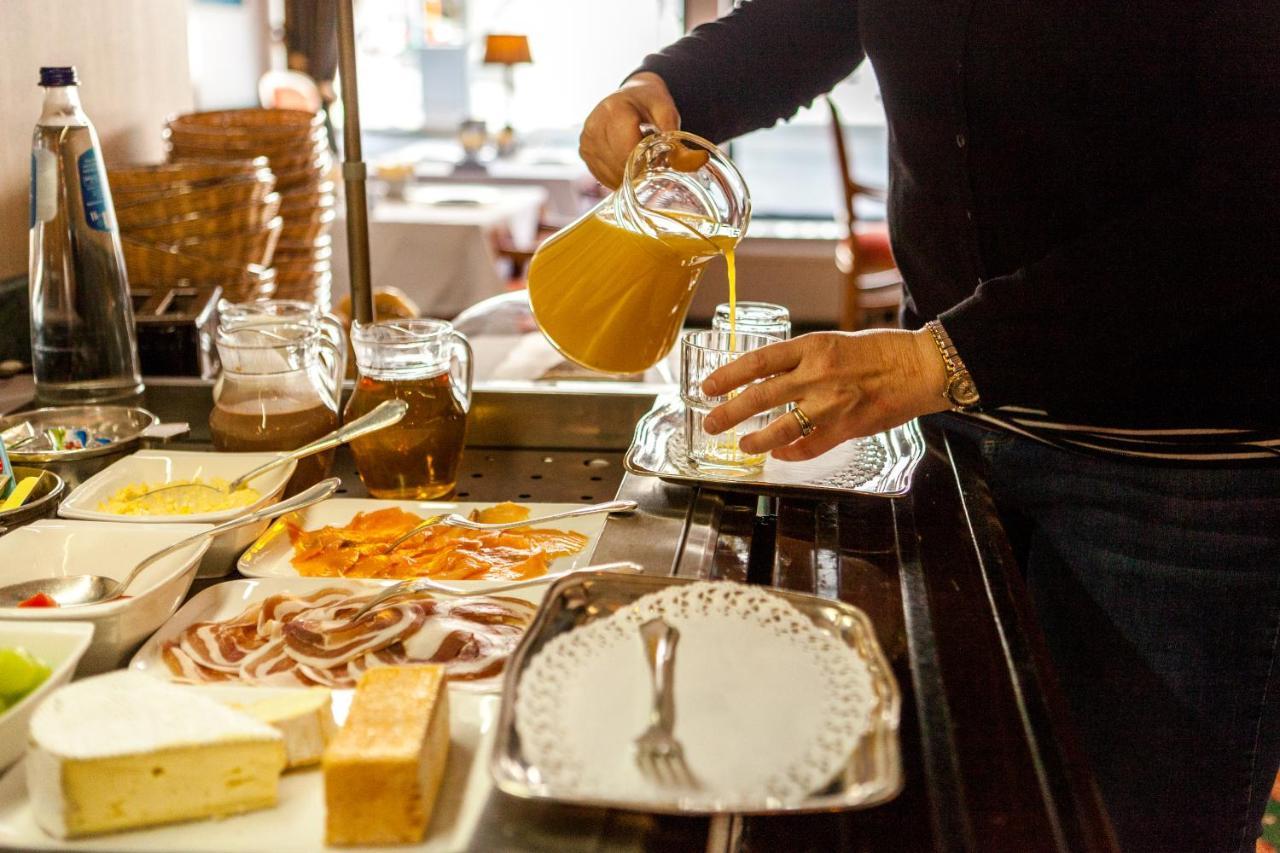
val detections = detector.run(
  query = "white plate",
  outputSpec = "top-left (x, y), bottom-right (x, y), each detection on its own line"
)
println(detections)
top-left (129, 577), bottom-right (543, 691)
top-left (0, 520), bottom-right (211, 675)
top-left (0, 688), bottom-right (502, 852)
top-left (0, 622), bottom-right (94, 772)
top-left (236, 498), bottom-right (605, 586)
top-left (58, 450), bottom-right (298, 578)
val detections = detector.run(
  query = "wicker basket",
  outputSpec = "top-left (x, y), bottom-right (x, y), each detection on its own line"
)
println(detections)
top-left (126, 193), bottom-right (282, 243)
top-left (114, 174), bottom-right (275, 229)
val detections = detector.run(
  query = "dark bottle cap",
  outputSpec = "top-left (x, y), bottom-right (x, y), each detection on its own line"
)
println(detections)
top-left (39, 67), bottom-right (79, 87)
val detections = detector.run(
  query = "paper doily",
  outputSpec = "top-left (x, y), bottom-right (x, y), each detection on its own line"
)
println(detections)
top-left (515, 581), bottom-right (875, 809)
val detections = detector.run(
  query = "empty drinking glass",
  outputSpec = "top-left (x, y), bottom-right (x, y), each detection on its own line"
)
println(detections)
top-left (681, 329), bottom-right (781, 475)
top-left (712, 301), bottom-right (791, 340)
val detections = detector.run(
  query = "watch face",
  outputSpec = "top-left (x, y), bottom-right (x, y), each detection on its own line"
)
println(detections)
top-left (948, 374), bottom-right (980, 407)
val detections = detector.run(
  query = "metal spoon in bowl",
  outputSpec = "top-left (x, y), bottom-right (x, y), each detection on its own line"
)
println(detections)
top-left (123, 400), bottom-right (408, 507)
top-left (0, 478), bottom-right (341, 609)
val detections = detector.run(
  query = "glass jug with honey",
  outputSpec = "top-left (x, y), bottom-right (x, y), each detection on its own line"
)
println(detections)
top-left (210, 322), bottom-right (343, 495)
top-left (344, 319), bottom-right (473, 499)
top-left (527, 130), bottom-right (750, 375)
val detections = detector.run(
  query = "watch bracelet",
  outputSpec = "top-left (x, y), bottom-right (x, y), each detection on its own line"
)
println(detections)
top-left (925, 320), bottom-right (980, 409)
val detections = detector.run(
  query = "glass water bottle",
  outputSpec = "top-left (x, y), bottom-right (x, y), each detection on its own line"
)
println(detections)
top-left (28, 66), bottom-right (142, 404)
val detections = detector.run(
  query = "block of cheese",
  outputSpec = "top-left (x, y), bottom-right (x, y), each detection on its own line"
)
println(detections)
top-left (239, 688), bottom-right (337, 769)
top-left (323, 665), bottom-right (450, 846)
top-left (26, 672), bottom-right (286, 839)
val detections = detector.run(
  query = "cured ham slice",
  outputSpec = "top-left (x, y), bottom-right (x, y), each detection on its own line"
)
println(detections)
top-left (161, 588), bottom-right (536, 688)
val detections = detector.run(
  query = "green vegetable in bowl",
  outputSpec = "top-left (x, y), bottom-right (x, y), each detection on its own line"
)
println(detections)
top-left (0, 647), bottom-right (51, 708)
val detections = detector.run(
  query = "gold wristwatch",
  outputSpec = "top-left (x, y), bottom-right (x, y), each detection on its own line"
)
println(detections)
top-left (924, 320), bottom-right (981, 411)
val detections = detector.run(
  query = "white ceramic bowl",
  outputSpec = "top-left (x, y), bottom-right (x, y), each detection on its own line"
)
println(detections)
top-left (0, 621), bottom-right (94, 770)
top-left (57, 449), bottom-right (296, 577)
top-left (0, 520), bottom-right (211, 674)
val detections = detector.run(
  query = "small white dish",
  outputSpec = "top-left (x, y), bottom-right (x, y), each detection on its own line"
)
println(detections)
top-left (0, 520), bottom-right (211, 674)
top-left (0, 621), bottom-right (94, 771)
top-left (58, 450), bottom-right (297, 577)
top-left (236, 498), bottom-right (606, 584)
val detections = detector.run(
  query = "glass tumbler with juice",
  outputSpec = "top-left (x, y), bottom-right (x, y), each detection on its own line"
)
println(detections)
top-left (527, 130), bottom-right (750, 375)
top-left (209, 321), bottom-right (343, 495)
top-left (681, 329), bottom-right (782, 475)
top-left (344, 320), bottom-right (473, 500)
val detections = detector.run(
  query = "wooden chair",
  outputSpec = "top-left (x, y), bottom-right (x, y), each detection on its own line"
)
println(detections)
top-left (827, 96), bottom-right (902, 331)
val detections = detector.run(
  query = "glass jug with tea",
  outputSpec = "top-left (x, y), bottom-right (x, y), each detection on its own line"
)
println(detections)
top-left (344, 319), bottom-right (473, 500)
top-left (210, 321), bottom-right (343, 494)
top-left (527, 130), bottom-right (750, 375)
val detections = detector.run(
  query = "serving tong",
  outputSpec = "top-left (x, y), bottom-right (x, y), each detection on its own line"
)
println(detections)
top-left (369, 498), bottom-right (639, 554)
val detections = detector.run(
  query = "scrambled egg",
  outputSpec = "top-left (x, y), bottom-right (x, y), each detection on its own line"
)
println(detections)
top-left (99, 478), bottom-right (261, 516)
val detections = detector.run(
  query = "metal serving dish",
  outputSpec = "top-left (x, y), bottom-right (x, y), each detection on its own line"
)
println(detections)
top-left (0, 406), bottom-right (176, 488)
top-left (0, 467), bottom-right (65, 532)
top-left (625, 394), bottom-right (925, 498)
top-left (492, 571), bottom-right (903, 815)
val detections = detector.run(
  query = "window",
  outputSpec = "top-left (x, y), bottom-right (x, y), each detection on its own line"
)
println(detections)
top-left (355, 0), bottom-right (682, 138)
top-left (728, 64), bottom-right (887, 221)
top-left (352, 0), bottom-right (885, 221)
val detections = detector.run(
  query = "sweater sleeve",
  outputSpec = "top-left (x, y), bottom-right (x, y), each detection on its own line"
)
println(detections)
top-left (939, 0), bottom-right (1280, 426)
top-left (635, 0), bottom-right (864, 144)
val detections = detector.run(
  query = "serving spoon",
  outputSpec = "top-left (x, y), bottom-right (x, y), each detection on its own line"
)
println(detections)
top-left (122, 400), bottom-right (407, 507)
top-left (0, 478), bottom-right (341, 608)
top-left (374, 498), bottom-right (639, 554)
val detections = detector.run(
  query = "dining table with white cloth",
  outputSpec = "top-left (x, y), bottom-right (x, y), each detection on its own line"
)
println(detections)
top-left (330, 182), bottom-right (549, 318)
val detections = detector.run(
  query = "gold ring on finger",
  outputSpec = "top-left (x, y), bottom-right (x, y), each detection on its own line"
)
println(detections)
top-left (791, 406), bottom-right (817, 438)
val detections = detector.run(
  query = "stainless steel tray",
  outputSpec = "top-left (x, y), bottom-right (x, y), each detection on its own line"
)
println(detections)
top-left (491, 571), bottom-right (903, 815)
top-left (623, 394), bottom-right (925, 498)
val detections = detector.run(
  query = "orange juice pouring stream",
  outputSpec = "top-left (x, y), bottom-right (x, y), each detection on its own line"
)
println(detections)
top-left (528, 131), bottom-right (750, 374)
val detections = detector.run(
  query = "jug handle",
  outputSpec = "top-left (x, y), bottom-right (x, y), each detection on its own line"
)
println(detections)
top-left (316, 319), bottom-right (347, 405)
top-left (318, 312), bottom-right (348, 385)
top-left (449, 330), bottom-right (475, 414)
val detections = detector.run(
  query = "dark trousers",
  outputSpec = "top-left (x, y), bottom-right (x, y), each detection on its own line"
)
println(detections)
top-left (945, 417), bottom-right (1280, 853)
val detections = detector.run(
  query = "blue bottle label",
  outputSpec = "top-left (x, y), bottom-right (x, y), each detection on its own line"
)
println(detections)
top-left (77, 148), bottom-right (113, 232)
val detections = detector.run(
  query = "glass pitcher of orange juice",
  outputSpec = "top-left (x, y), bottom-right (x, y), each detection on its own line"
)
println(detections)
top-left (344, 319), bottom-right (473, 499)
top-left (527, 130), bottom-right (750, 374)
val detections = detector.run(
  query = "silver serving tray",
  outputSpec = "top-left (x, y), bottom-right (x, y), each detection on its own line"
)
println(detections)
top-left (491, 571), bottom-right (903, 815)
top-left (624, 394), bottom-right (925, 498)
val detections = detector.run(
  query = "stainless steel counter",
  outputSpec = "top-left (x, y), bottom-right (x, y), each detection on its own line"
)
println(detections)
top-left (2, 378), bottom-right (1118, 853)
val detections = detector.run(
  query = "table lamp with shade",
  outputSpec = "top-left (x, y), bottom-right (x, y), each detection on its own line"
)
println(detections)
top-left (484, 33), bottom-right (532, 155)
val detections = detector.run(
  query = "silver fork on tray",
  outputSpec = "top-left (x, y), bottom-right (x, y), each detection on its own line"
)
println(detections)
top-left (634, 617), bottom-right (699, 789)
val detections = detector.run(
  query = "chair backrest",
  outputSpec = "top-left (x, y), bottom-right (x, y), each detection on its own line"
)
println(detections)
top-left (827, 95), bottom-right (859, 238)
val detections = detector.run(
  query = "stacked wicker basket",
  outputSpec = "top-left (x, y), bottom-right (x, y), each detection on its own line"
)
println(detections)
top-left (164, 108), bottom-right (336, 310)
top-left (110, 158), bottom-right (281, 302)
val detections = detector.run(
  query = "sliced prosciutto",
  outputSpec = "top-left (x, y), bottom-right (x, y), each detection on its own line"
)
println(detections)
top-left (161, 587), bottom-right (536, 688)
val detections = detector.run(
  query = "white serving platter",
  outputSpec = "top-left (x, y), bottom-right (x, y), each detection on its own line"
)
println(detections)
top-left (128, 577), bottom-right (544, 690)
top-left (0, 687), bottom-right (502, 852)
top-left (235, 498), bottom-right (606, 584)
